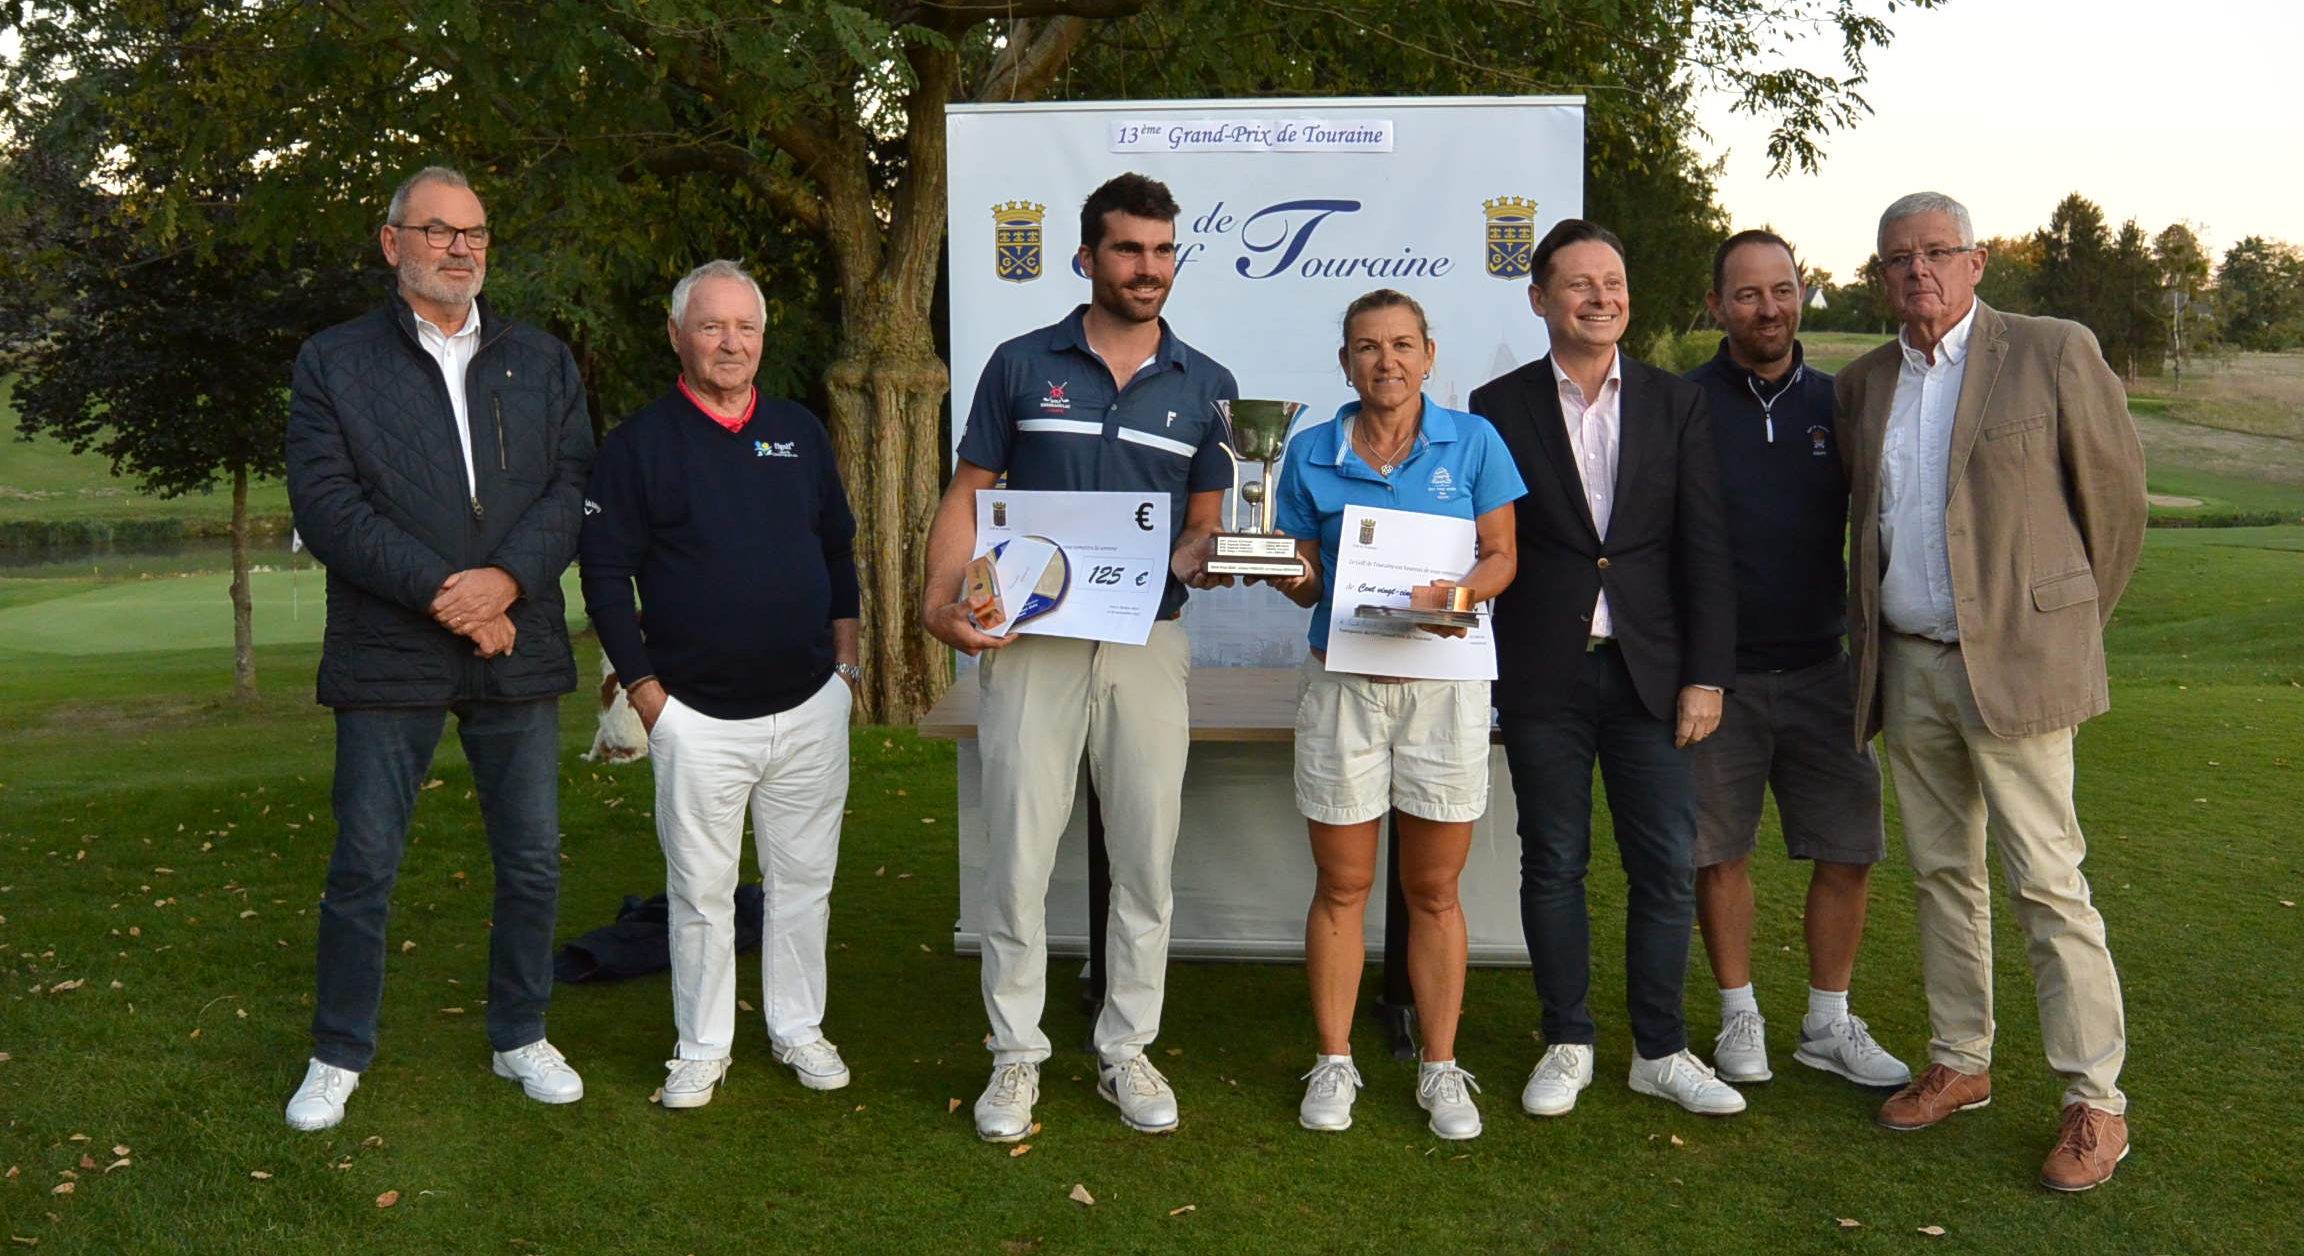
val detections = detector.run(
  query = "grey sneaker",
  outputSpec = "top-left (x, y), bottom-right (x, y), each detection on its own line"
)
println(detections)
top-left (776, 1039), bottom-right (853, 1091)
top-left (974, 1061), bottom-right (1040, 1143)
top-left (661, 1057), bottom-right (730, 1110)
top-left (1299, 1058), bottom-right (1364, 1132)
top-left (1629, 1049), bottom-right (1747, 1115)
top-left (1519, 1044), bottom-right (1595, 1117)
top-left (1416, 1063), bottom-right (1483, 1140)
top-left (285, 1058), bottom-right (360, 1131)
top-left (1098, 1054), bottom-right (1180, 1133)
top-left (1794, 1014), bottom-right (1912, 1088)
top-left (1713, 1009), bottom-right (1772, 1083)
top-left (491, 1039), bottom-right (584, 1104)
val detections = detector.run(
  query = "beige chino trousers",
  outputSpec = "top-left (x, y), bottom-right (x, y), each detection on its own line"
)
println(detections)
top-left (976, 620), bottom-right (1191, 1066)
top-left (1879, 633), bottom-right (2127, 1113)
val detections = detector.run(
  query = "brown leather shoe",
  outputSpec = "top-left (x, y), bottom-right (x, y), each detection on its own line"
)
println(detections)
top-left (1876, 1063), bottom-right (1992, 1130)
top-left (2039, 1102), bottom-right (2129, 1192)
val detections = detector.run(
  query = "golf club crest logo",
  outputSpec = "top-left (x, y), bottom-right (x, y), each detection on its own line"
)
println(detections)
top-left (1808, 425), bottom-right (1831, 457)
top-left (993, 201), bottom-right (1046, 283)
top-left (1358, 517), bottom-right (1378, 546)
top-left (1483, 196), bottom-right (1539, 281)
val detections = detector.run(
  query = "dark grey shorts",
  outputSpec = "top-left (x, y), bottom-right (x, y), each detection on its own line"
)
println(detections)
top-left (1691, 653), bottom-right (1886, 868)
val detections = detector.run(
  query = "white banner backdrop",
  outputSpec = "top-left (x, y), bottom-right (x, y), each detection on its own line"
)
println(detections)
top-left (941, 98), bottom-right (1584, 965)
top-left (947, 96), bottom-right (1584, 668)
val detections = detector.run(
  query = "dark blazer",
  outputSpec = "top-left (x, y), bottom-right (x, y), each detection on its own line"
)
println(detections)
top-left (1470, 353), bottom-right (1736, 721)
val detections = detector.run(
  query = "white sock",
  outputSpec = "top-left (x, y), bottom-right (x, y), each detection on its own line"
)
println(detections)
top-left (1316, 1053), bottom-right (1353, 1068)
top-left (1719, 983), bottom-right (1759, 1017)
top-left (1806, 986), bottom-right (1850, 1028)
top-left (1419, 1056), bottom-right (1456, 1074)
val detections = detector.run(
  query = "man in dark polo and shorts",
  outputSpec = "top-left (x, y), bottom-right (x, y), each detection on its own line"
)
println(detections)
top-left (1684, 230), bottom-right (1911, 1092)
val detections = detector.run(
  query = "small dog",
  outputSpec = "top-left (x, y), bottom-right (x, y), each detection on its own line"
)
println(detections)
top-left (583, 652), bottom-right (649, 763)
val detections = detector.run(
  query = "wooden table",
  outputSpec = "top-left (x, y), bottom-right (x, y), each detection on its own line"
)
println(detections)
top-left (921, 667), bottom-right (1428, 1057)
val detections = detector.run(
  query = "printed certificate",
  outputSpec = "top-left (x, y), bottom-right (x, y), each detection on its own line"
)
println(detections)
top-left (974, 490), bottom-right (1173, 645)
top-left (1324, 505), bottom-right (1496, 681)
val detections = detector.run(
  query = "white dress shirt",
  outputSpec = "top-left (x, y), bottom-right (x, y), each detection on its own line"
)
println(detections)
top-left (1878, 301), bottom-right (1978, 641)
top-left (1552, 351), bottom-right (1624, 640)
top-left (413, 306), bottom-right (484, 499)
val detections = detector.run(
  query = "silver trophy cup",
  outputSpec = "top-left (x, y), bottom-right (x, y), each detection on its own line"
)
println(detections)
top-left (1210, 399), bottom-right (1309, 579)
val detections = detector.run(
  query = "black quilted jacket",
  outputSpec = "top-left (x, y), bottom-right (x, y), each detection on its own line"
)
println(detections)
top-left (286, 291), bottom-right (594, 708)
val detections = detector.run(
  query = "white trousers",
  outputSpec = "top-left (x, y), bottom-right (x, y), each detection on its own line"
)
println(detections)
top-left (976, 620), bottom-right (1191, 1065)
top-left (648, 675), bottom-right (851, 1061)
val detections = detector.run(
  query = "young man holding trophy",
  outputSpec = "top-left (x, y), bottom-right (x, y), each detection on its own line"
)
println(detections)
top-left (922, 173), bottom-right (1238, 1143)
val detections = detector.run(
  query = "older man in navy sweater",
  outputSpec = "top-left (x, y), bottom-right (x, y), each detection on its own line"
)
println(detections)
top-left (580, 260), bottom-right (863, 1110)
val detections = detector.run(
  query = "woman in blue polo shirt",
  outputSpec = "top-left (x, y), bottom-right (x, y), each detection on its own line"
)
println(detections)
top-left (1265, 288), bottom-right (1524, 1140)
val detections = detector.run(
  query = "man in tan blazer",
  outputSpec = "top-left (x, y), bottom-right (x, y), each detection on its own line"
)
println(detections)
top-left (1837, 192), bottom-right (2146, 1192)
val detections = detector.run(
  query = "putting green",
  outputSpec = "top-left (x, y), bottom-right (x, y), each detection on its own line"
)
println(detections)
top-left (0, 566), bottom-right (587, 655)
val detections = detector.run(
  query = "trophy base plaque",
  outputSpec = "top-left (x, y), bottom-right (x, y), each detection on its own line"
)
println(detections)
top-left (1208, 532), bottom-right (1305, 579)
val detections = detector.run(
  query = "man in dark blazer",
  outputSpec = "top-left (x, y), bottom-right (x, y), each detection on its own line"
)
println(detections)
top-left (1469, 219), bottom-right (1742, 1119)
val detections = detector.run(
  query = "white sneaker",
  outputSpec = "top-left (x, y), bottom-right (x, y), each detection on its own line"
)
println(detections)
top-left (1099, 1054), bottom-right (1180, 1134)
top-left (1519, 1044), bottom-right (1595, 1117)
top-left (1416, 1062), bottom-right (1484, 1140)
top-left (776, 1039), bottom-right (853, 1091)
top-left (1629, 1049), bottom-right (1748, 1115)
top-left (285, 1058), bottom-right (360, 1131)
top-left (1713, 1009), bottom-right (1772, 1083)
top-left (662, 1057), bottom-right (730, 1110)
top-left (1794, 1014), bottom-right (1913, 1088)
top-left (1299, 1058), bottom-right (1363, 1132)
top-left (491, 1039), bottom-right (585, 1104)
top-left (974, 1061), bottom-right (1040, 1143)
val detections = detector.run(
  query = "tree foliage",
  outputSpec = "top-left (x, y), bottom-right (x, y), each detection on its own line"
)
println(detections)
top-left (3, 0), bottom-right (1947, 716)
top-left (0, 144), bottom-right (370, 699)
top-left (2213, 236), bottom-right (2304, 353)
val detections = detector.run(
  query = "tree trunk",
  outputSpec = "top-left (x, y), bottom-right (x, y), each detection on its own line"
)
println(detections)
top-left (229, 464), bottom-right (257, 703)
top-left (825, 310), bottom-right (950, 724)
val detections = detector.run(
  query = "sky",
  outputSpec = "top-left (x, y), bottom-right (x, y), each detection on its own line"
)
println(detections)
top-left (1693, 0), bottom-right (2304, 281)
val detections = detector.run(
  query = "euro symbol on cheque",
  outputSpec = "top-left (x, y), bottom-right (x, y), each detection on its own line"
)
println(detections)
top-left (1134, 502), bottom-right (1156, 531)
top-left (1135, 572), bottom-right (1149, 586)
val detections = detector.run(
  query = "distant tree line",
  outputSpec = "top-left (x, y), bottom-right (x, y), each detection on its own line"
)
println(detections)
top-left (1803, 192), bottom-right (2304, 375)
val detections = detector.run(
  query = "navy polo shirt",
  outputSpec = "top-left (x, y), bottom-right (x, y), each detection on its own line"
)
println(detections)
top-left (956, 305), bottom-right (1238, 619)
top-left (1273, 397), bottom-right (1525, 650)
top-left (1684, 340), bottom-right (1848, 671)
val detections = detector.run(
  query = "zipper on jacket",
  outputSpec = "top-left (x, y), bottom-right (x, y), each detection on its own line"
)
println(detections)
top-left (491, 393), bottom-right (509, 471)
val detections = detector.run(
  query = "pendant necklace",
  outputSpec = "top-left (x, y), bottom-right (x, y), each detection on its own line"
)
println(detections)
top-left (1359, 423), bottom-right (1417, 476)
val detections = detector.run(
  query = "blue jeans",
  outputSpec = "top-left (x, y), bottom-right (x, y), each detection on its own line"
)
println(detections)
top-left (311, 698), bottom-right (561, 1071)
top-left (1499, 646), bottom-right (1698, 1059)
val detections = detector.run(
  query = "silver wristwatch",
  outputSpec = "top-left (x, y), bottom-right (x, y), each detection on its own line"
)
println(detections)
top-left (835, 663), bottom-right (863, 684)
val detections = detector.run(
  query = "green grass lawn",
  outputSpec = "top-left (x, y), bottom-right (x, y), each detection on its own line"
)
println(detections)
top-left (3, 531), bottom-right (2302, 1254)
top-left (0, 381), bottom-right (294, 538)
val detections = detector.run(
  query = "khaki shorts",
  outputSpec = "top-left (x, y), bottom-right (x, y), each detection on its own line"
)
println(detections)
top-left (1690, 653), bottom-right (1886, 867)
top-left (1292, 653), bottom-right (1491, 826)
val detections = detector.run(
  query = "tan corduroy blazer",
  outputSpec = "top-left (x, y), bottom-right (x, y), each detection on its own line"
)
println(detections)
top-left (1837, 302), bottom-right (2147, 742)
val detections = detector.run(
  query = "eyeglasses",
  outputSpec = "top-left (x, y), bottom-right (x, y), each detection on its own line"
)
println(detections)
top-left (1882, 246), bottom-right (1973, 273)
top-left (391, 223), bottom-right (492, 250)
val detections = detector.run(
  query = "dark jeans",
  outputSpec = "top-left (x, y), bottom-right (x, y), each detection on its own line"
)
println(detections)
top-left (1500, 646), bottom-right (1698, 1059)
top-left (312, 698), bottom-right (561, 1071)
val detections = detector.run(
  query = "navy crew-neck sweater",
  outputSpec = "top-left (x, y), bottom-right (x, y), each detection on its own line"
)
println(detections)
top-left (579, 386), bottom-right (860, 720)
top-left (1684, 341), bottom-right (1848, 672)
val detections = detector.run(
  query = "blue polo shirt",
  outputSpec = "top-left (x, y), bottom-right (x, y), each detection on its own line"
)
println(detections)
top-left (957, 305), bottom-right (1238, 619)
top-left (1274, 397), bottom-right (1525, 649)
